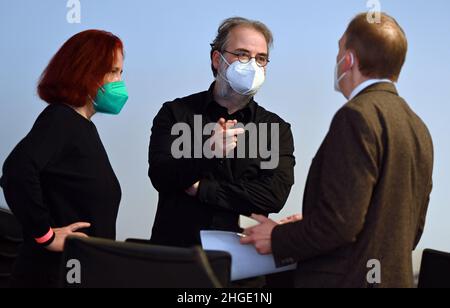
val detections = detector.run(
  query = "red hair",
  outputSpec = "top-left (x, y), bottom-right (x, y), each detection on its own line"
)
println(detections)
top-left (38, 30), bottom-right (123, 107)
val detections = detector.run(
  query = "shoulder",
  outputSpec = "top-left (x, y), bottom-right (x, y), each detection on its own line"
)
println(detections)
top-left (34, 104), bottom-right (80, 128)
top-left (161, 89), bottom-right (210, 115)
top-left (330, 102), bottom-right (374, 134)
top-left (254, 103), bottom-right (292, 130)
top-left (345, 84), bottom-right (406, 123)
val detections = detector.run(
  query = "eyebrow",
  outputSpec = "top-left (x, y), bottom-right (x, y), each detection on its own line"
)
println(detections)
top-left (234, 48), bottom-right (268, 57)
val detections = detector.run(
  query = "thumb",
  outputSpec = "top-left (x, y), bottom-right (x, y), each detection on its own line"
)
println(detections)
top-left (218, 118), bottom-right (226, 128)
top-left (71, 232), bottom-right (89, 238)
top-left (225, 120), bottom-right (238, 129)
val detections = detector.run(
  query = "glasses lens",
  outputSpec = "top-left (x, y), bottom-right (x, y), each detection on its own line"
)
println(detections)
top-left (238, 54), bottom-right (251, 64)
top-left (256, 56), bottom-right (268, 67)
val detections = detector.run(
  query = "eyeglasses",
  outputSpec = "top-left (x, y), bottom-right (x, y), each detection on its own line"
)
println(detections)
top-left (223, 50), bottom-right (270, 67)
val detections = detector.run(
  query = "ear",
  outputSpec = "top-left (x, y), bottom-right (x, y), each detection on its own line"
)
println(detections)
top-left (212, 50), bottom-right (221, 72)
top-left (345, 51), bottom-right (356, 71)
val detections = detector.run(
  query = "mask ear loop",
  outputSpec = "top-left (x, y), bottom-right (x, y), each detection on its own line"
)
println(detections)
top-left (217, 53), bottom-right (233, 85)
top-left (89, 82), bottom-right (107, 107)
top-left (349, 52), bottom-right (354, 69)
top-left (217, 53), bottom-right (250, 95)
top-left (337, 52), bottom-right (355, 84)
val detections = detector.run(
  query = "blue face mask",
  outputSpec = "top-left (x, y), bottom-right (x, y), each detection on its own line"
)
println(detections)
top-left (93, 81), bottom-right (129, 115)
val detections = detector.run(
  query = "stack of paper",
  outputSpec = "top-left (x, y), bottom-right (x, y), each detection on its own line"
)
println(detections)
top-left (201, 230), bottom-right (297, 281)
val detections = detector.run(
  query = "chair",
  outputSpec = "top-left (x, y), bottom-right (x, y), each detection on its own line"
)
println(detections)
top-left (126, 238), bottom-right (232, 288)
top-left (418, 249), bottom-right (450, 288)
top-left (62, 237), bottom-right (231, 288)
top-left (0, 208), bottom-right (23, 288)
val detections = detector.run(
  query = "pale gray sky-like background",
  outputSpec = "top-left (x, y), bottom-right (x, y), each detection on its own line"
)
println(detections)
top-left (0, 0), bottom-right (449, 252)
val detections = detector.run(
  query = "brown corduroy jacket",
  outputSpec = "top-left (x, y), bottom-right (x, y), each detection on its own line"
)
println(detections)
top-left (272, 82), bottom-right (434, 288)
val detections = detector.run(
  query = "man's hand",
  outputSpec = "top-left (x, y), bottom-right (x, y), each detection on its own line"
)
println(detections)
top-left (46, 222), bottom-right (91, 252)
top-left (185, 181), bottom-right (200, 197)
top-left (240, 214), bottom-right (278, 255)
top-left (279, 214), bottom-right (303, 225)
top-left (185, 119), bottom-right (244, 196)
top-left (210, 118), bottom-right (245, 158)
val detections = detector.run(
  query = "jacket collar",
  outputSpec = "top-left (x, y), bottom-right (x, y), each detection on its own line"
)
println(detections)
top-left (353, 81), bottom-right (399, 100)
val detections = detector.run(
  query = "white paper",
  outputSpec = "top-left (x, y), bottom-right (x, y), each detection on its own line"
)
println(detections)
top-left (238, 215), bottom-right (260, 229)
top-left (201, 230), bottom-right (297, 281)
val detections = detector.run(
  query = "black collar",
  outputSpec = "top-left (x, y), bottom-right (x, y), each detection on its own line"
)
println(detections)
top-left (203, 82), bottom-right (257, 123)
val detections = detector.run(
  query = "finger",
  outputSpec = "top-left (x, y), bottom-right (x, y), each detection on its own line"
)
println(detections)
top-left (281, 216), bottom-right (293, 223)
top-left (222, 138), bottom-right (239, 148)
top-left (69, 222), bottom-right (91, 232)
top-left (224, 143), bottom-right (237, 152)
top-left (243, 228), bottom-right (252, 236)
top-left (225, 120), bottom-right (238, 129)
top-left (218, 118), bottom-right (226, 126)
top-left (224, 140), bottom-right (237, 147)
top-left (71, 232), bottom-right (89, 238)
top-left (225, 128), bottom-right (245, 137)
top-left (251, 214), bottom-right (270, 223)
top-left (243, 226), bottom-right (258, 236)
top-left (240, 235), bottom-right (253, 245)
top-left (286, 214), bottom-right (302, 222)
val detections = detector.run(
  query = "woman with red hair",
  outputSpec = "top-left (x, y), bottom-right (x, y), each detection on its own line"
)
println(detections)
top-left (0, 30), bottom-right (128, 288)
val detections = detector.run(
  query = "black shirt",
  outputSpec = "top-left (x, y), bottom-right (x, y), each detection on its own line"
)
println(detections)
top-left (1, 104), bottom-right (121, 242)
top-left (149, 83), bottom-right (295, 247)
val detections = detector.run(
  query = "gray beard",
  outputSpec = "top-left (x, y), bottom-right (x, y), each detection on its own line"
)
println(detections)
top-left (215, 76), bottom-right (252, 110)
top-left (216, 60), bottom-right (253, 108)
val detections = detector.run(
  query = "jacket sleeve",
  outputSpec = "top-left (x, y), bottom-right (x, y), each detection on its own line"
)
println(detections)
top-left (197, 122), bottom-right (295, 215)
top-left (148, 103), bottom-right (218, 193)
top-left (272, 107), bottom-right (379, 266)
top-left (1, 110), bottom-right (65, 243)
top-left (414, 181), bottom-right (433, 249)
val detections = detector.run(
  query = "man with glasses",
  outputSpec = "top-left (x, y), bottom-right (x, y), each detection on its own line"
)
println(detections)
top-left (148, 17), bottom-right (295, 256)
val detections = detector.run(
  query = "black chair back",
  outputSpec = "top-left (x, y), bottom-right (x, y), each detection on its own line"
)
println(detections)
top-left (126, 238), bottom-right (232, 287)
top-left (0, 208), bottom-right (23, 288)
top-left (418, 249), bottom-right (450, 288)
top-left (62, 237), bottom-right (231, 288)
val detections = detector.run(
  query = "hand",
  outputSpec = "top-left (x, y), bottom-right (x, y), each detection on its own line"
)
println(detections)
top-left (46, 222), bottom-right (91, 252)
top-left (279, 214), bottom-right (303, 225)
top-left (185, 181), bottom-right (200, 197)
top-left (240, 214), bottom-right (278, 255)
top-left (209, 118), bottom-right (245, 158)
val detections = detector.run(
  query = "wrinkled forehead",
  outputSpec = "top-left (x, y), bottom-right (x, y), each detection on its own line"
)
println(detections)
top-left (226, 26), bottom-right (268, 54)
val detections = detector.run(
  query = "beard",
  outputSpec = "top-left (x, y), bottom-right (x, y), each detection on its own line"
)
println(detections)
top-left (216, 59), bottom-right (253, 105)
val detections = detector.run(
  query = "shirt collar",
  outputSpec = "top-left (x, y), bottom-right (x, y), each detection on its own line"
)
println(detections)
top-left (204, 82), bottom-right (257, 122)
top-left (349, 79), bottom-right (394, 100)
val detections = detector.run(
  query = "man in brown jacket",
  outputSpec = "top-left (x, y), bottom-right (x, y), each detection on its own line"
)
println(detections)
top-left (241, 13), bottom-right (434, 288)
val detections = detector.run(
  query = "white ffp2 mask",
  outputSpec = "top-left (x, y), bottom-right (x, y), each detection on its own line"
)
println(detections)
top-left (219, 53), bottom-right (266, 96)
top-left (334, 52), bottom-right (354, 93)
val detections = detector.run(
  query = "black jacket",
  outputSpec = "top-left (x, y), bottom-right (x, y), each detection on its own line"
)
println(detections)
top-left (1, 104), bottom-right (121, 287)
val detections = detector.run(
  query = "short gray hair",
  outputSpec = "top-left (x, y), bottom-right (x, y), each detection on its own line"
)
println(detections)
top-left (210, 17), bottom-right (274, 77)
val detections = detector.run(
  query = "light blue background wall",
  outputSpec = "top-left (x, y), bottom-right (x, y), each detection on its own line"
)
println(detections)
top-left (0, 0), bottom-right (449, 251)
